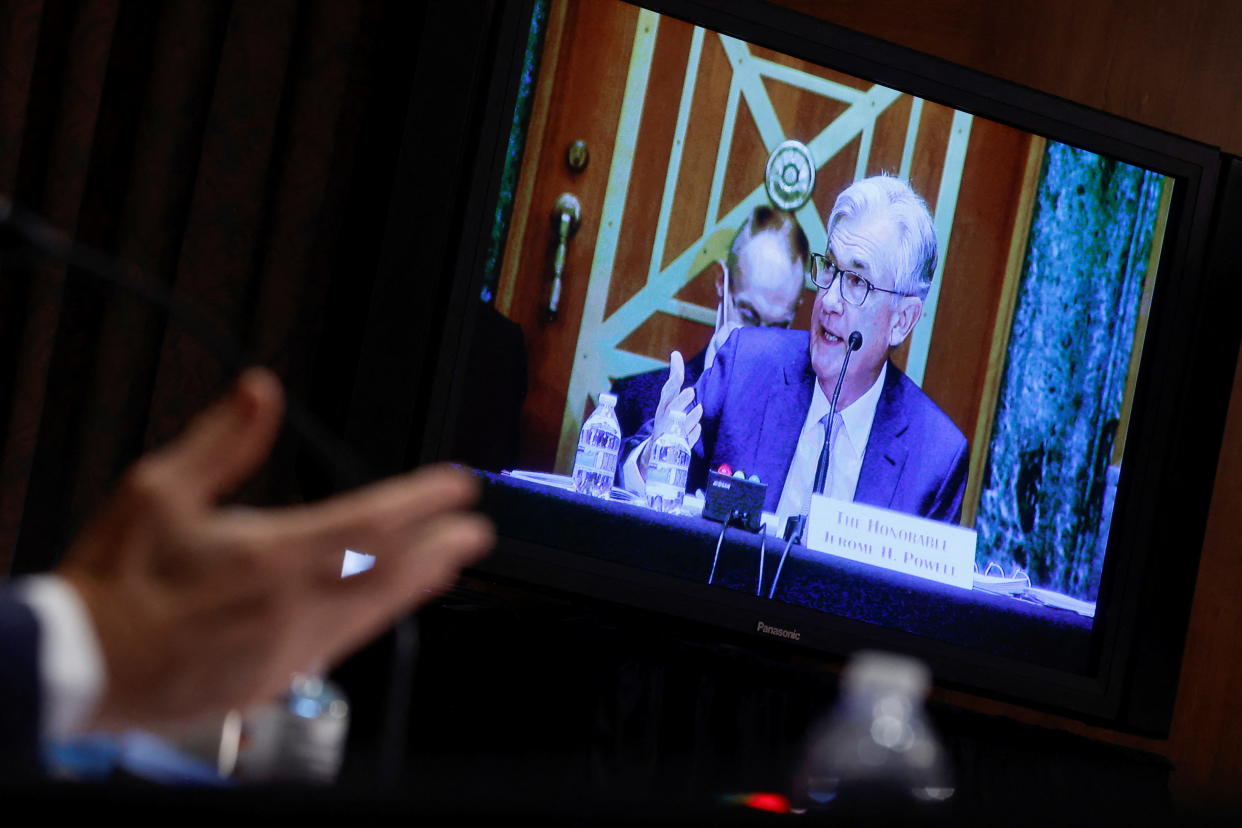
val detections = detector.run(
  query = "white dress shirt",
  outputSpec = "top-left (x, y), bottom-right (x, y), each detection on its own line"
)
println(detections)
top-left (774, 362), bottom-right (887, 526)
top-left (21, 575), bottom-right (106, 740)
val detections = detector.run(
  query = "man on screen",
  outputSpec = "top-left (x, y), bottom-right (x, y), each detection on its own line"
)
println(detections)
top-left (610, 205), bottom-right (809, 439)
top-left (622, 175), bottom-right (968, 526)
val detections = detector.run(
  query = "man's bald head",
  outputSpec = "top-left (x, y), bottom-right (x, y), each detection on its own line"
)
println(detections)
top-left (720, 205), bottom-right (809, 328)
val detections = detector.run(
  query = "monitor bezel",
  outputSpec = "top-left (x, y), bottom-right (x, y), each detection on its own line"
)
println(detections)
top-left (416, 0), bottom-right (1231, 734)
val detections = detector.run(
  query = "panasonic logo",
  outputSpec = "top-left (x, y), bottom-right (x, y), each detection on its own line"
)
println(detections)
top-left (756, 621), bottom-right (801, 640)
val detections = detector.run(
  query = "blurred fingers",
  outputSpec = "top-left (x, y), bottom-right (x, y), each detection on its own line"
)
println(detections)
top-left (146, 367), bottom-right (285, 505)
top-left (364, 511), bottom-right (493, 596)
top-left (259, 463), bottom-right (482, 559)
top-left (310, 512), bottom-right (494, 659)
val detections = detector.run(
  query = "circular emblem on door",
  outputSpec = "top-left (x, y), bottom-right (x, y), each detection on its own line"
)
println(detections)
top-left (764, 140), bottom-right (816, 211)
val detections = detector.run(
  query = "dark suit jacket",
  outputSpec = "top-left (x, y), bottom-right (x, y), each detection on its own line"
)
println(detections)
top-left (0, 589), bottom-right (43, 776)
top-left (631, 328), bottom-right (968, 522)
top-left (611, 349), bottom-right (707, 441)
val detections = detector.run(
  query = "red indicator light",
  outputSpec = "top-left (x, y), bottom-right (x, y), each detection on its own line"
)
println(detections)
top-left (720, 792), bottom-right (791, 813)
top-left (743, 793), bottom-right (790, 813)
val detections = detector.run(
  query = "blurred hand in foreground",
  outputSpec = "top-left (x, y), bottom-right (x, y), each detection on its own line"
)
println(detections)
top-left (58, 367), bottom-right (493, 731)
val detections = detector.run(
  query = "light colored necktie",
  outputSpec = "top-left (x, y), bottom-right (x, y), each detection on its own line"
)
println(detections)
top-left (779, 411), bottom-right (840, 523)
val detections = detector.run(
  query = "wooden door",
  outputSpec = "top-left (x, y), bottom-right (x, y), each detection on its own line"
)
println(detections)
top-left (494, 0), bottom-right (640, 473)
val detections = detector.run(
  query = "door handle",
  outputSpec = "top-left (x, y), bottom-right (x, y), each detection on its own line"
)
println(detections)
top-left (548, 193), bottom-right (581, 320)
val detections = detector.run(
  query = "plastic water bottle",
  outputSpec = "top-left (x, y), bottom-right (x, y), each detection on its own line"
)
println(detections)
top-left (792, 651), bottom-right (954, 815)
top-left (573, 392), bottom-right (622, 499)
top-left (646, 409), bottom-right (692, 513)
top-left (234, 673), bottom-right (350, 784)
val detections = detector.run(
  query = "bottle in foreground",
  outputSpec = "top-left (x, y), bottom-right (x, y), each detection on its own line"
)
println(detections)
top-left (233, 673), bottom-right (351, 784)
top-left (573, 392), bottom-right (622, 498)
top-left (792, 651), bottom-right (954, 815)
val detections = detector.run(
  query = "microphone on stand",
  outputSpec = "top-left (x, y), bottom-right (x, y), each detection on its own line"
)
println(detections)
top-left (812, 330), bottom-right (862, 495)
top-left (778, 331), bottom-right (862, 563)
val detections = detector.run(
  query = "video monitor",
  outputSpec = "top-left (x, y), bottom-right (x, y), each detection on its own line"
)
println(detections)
top-left (431, 0), bottom-right (1227, 727)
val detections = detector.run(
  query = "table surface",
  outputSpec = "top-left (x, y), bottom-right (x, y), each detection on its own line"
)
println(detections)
top-left (479, 472), bottom-right (1095, 673)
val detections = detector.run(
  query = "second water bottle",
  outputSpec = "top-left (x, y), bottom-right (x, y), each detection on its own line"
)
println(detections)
top-left (646, 409), bottom-right (691, 513)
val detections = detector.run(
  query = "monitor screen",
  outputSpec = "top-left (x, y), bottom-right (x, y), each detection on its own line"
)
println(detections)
top-left (429, 0), bottom-right (1226, 727)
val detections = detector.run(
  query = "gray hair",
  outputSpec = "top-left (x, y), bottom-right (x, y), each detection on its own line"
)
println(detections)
top-left (826, 175), bottom-right (937, 301)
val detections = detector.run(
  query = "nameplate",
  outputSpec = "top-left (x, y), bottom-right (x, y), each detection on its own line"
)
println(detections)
top-left (804, 495), bottom-right (976, 590)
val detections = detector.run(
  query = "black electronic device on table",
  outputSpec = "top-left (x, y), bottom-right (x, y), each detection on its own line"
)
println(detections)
top-left (702, 468), bottom-right (767, 533)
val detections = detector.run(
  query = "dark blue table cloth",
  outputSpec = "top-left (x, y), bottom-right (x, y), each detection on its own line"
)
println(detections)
top-left (479, 472), bottom-right (1094, 673)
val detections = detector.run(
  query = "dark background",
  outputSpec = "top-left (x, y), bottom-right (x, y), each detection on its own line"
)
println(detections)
top-left (2, 0), bottom-right (1241, 813)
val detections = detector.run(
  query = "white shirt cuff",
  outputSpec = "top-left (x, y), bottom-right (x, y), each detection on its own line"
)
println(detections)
top-left (21, 574), bottom-right (106, 740)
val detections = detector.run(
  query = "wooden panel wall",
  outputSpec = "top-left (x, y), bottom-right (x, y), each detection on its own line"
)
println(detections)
top-left (771, 0), bottom-right (1242, 804)
top-left (501, 3), bottom-right (1014, 472)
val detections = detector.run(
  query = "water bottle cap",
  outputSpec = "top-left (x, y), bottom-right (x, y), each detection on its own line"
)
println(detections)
top-left (842, 650), bottom-right (931, 698)
top-left (599, 392), bottom-right (617, 407)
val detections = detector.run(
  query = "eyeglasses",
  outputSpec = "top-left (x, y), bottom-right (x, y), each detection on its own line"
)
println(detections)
top-left (809, 252), bottom-right (905, 306)
top-left (726, 293), bottom-right (795, 329)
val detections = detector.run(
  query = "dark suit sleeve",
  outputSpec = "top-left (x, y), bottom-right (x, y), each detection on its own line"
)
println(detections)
top-left (684, 336), bottom-right (738, 494)
top-left (930, 434), bottom-right (969, 524)
top-left (0, 589), bottom-right (44, 776)
top-left (858, 365), bottom-right (971, 525)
